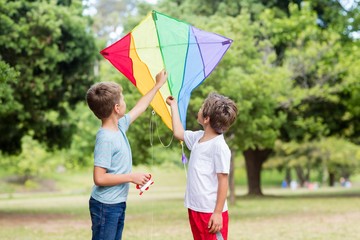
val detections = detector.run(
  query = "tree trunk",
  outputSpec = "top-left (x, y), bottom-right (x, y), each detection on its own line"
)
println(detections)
top-left (329, 172), bottom-right (336, 186)
top-left (295, 166), bottom-right (306, 187)
top-left (305, 164), bottom-right (311, 183)
top-left (285, 167), bottom-right (291, 185)
top-left (229, 149), bottom-right (236, 205)
top-left (243, 148), bottom-right (272, 196)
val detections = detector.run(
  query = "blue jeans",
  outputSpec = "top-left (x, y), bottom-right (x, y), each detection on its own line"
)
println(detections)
top-left (89, 197), bottom-right (126, 240)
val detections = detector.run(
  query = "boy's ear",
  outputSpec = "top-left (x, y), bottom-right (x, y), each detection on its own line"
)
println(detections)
top-left (203, 116), bottom-right (210, 124)
top-left (114, 104), bottom-right (120, 114)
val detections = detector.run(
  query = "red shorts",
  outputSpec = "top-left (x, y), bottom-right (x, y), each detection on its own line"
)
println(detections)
top-left (188, 209), bottom-right (229, 240)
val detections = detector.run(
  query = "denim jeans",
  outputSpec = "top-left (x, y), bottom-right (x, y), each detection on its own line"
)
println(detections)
top-left (89, 197), bottom-right (127, 240)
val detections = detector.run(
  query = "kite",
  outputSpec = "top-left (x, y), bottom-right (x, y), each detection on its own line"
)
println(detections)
top-left (100, 10), bottom-right (232, 130)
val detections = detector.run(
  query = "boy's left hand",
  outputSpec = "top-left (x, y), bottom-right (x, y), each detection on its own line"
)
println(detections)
top-left (208, 212), bottom-right (223, 233)
top-left (155, 69), bottom-right (167, 87)
top-left (166, 96), bottom-right (176, 106)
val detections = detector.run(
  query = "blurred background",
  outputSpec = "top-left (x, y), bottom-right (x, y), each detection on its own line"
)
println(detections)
top-left (0, 0), bottom-right (359, 239)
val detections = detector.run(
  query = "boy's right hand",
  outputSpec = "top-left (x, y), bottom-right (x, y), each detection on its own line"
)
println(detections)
top-left (130, 173), bottom-right (151, 185)
top-left (155, 69), bottom-right (167, 88)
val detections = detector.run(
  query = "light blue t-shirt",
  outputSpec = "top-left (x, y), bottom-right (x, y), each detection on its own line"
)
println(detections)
top-left (91, 114), bottom-right (132, 204)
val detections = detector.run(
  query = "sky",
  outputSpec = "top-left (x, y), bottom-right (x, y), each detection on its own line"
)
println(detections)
top-left (339, 0), bottom-right (357, 11)
top-left (145, 0), bottom-right (158, 4)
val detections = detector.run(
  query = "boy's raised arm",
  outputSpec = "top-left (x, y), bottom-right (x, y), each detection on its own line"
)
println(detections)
top-left (166, 96), bottom-right (184, 141)
top-left (128, 70), bottom-right (167, 124)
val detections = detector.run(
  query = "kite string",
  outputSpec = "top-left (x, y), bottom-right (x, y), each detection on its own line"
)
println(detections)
top-left (149, 110), bottom-right (174, 240)
top-left (148, 110), bottom-right (189, 238)
top-left (149, 111), bottom-right (155, 240)
top-left (150, 110), bottom-right (174, 148)
top-left (181, 141), bottom-right (188, 178)
top-left (150, 110), bottom-right (187, 178)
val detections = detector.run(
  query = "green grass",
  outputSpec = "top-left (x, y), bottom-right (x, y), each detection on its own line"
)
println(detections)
top-left (0, 166), bottom-right (359, 240)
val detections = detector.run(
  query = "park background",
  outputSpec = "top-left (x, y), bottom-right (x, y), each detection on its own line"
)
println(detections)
top-left (0, 0), bottom-right (360, 239)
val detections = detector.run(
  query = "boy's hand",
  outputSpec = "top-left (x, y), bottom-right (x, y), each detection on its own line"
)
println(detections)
top-left (130, 173), bottom-right (151, 185)
top-left (208, 212), bottom-right (223, 233)
top-left (155, 69), bottom-right (167, 88)
top-left (166, 96), bottom-right (184, 141)
top-left (166, 96), bottom-right (176, 106)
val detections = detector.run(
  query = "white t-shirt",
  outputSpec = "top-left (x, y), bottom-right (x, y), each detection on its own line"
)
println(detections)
top-left (184, 130), bottom-right (231, 213)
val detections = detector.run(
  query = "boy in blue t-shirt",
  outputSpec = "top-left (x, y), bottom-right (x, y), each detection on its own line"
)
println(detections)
top-left (86, 70), bottom-right (167, 240)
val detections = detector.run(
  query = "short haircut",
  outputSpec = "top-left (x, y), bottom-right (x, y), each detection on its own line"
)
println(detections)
top-left (86, 82), bottom-right (122, 119)
top-left (202, 93), bottom-right (238, 134)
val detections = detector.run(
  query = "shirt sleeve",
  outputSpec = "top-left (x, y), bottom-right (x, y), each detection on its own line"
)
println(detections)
top-left (118, 114), bottom-right (131, 132)
top-left (214, 143), bottom-right (231, 174)
top-left (184, 130), bottom-right (203, 150)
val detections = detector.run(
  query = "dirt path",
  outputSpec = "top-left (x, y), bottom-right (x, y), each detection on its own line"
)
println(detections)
top-left (0, 212), bottom-right (90, 233)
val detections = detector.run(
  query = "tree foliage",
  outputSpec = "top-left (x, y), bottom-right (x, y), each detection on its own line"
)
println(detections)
top-left (2, 0), bottom-right (359, 188)
top-left (154, 0), bottom-right (360, 195)
top-left (268, 138), bottom-right (360, 186)
top-left (0, 0), bottom-right (97, 154)
top-left (259, 4), bottom-right (360, 145)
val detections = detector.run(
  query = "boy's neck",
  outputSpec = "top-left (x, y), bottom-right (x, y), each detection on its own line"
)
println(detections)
top-left (199, 126), bottom-right (220, 143)
top-left (101, 114), bottom-right (120, 131)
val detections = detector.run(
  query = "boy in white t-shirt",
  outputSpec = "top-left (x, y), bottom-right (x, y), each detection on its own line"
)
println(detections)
top-left (166, 93), bottom-right (238, 240)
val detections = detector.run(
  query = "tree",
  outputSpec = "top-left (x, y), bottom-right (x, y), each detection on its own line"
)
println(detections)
top-left (257, 2), bottom-right (360, 187)
top-left (254, 3), bottom-right (360, 191)
top-left (167, 12), bottom-right (291, 195)
top-left (0, 61), bottom-right (22, 152)
top-left (268, 138), bottom-right (360, 187)
top-left (221, 17), bottom-right (290, 195)
top-left (260, 3), bottom-right (360, 144)
top-left (0, 0), bottom-right (97, 154)
top-left (156, 0), bottom-right (360, 196)
top-left (156, 1), bottom-right (291, 195)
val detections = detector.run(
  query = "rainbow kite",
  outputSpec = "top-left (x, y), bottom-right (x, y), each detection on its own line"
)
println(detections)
top-left (101, 10), bottom-right (232, 130)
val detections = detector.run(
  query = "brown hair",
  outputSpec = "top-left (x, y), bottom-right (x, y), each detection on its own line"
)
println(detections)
top-left (86, 82), bottom-right (122, 119)
top-left (202, 93), bottom-right (238, 134)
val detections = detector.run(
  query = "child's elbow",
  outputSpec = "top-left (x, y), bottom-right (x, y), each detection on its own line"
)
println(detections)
top-left (93, 175), bottom-right (105, 186)
top-left (173, 130), bottom-right (184, 141)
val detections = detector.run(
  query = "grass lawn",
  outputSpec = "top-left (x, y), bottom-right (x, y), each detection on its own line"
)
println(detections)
top-left (0, 166), bottom-right (359, 240)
